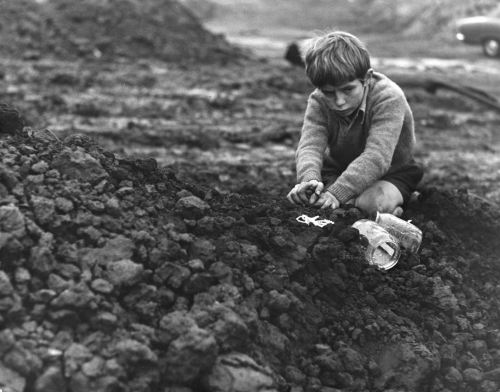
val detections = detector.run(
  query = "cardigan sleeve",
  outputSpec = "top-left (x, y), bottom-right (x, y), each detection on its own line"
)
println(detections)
top-left (295, 94), bottom-right (329, 183)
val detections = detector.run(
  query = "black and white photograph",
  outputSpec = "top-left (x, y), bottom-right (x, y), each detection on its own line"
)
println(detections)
top-left (0, 1), bottom-right (500, 391)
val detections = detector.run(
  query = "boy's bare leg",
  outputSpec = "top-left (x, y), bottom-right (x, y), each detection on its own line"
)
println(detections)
top-left (354, 180), bottom-right (404, 216)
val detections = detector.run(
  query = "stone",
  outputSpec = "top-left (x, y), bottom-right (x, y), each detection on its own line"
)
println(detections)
top-left (55, 197), bottom-right (74, 213)
top-left (463, 368), bottom-right (483, 384)
top-left (29, 243), bottom-right (56, 276)
top-left (175, 195), bottom-right (210, 219)
top-left (51, 282), bottom-right (95, 309)
top-left (267, 290), bottom-right (292, 314)
top-left (0, 361), bottom-right (26, 392)
top-left (115, 339), bottom-right (158, 365)
top-left (81, 356), bottom-right (105, 378)
top-left (444, 366), bottom-right (463, 385)
top-left (0, 204), bottom-right (26, 237)
top-left (164, 326), bottom-right (218, 384)
top-left (0, 271), bottom-right (14, 296)
top-left (52, 147), bottom-right (108, 184)
top-left (158, 311), bottom-right (197, 345)
top-left (80, 235), bottom-right (135, 267)
top-left (31, 196), bottom-right (56, 226)
top-left (204, 353), bottom-right (276, 392)
top-left (34, 365), bottom-right (66, 392)
top-left (431, 277), bottom-right (459, 313)
top-left (31, 160), bottom-right (49, 174)
top-left (91, 278), bottom-right (114, 294)
top-left (104, 259), bottom-right (143, 286)
top-left (64, 343), bottom-right (93, 377)
top-left (375, 342), bottom-right (440, 391)
top-left (155, 262), bottom-right (191, 288)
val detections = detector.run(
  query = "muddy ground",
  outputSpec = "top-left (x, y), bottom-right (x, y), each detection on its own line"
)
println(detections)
top-left (1, 3), bottom-right (500, 390)
top-left (0, 53), bottom-right (500, 392)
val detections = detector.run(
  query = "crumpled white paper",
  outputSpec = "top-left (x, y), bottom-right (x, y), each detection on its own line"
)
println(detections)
top-left (296, 214), bottom-right (335, 228)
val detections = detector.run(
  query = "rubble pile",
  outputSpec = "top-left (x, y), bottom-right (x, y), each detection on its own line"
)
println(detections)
top-left (0, 0), bottom-right (243, 63)
top-left (1, 126), bottom-right (500, 392)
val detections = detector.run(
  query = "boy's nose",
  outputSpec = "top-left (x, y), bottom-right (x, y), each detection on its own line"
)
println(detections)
top-left (335, 93), bottom-right (346, 106)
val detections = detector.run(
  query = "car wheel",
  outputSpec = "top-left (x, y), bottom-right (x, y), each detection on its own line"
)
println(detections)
top-left (482, 38), bottom-right (500, 57)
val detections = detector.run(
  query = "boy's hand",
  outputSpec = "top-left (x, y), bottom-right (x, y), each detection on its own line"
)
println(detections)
top-left (312, 190), bottom-right (340, 210)
top-left (287, 180), bottom-right (324, 206)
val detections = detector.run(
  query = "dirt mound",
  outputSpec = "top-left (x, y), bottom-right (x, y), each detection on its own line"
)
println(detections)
top-left (1, 125), bottom-right (500, 392)
top-left (0, 0), bottom-right (243, 63)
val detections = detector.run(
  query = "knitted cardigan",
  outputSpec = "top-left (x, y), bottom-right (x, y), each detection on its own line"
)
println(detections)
top-left (295, 71), bottom-right (416, 203)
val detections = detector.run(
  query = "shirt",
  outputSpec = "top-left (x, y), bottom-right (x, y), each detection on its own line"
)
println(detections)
top-left (295, 71), bottom-right (416, 203)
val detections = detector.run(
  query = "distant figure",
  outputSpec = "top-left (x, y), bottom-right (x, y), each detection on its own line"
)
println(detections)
top-left (287, 31), bottom-right (423, 216)
top-left (284, 38), bottom-right (312, 67)
top-left (0, 103), bottom-right (25, 135)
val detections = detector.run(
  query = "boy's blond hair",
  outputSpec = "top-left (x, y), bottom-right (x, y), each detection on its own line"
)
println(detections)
top-left (305, 31), bottom-right (371, 87)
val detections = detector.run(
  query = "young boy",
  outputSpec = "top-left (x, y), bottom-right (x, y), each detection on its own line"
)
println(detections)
top-left (287, 31), bottom-right (423, 216)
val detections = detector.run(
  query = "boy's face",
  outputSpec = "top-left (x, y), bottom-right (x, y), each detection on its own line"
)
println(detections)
top-left (319, 79), bottom-right (365, 116)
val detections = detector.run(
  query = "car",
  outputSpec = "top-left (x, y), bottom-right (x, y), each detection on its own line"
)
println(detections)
top-left (456, 16), bottom-right (500, 57)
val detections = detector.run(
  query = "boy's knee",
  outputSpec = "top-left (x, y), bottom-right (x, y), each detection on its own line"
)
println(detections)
top-left (355, 181), bottom-right (403, 214)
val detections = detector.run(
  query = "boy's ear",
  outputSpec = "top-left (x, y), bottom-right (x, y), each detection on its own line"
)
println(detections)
top-left (365, 68), bottom-right (373, 79)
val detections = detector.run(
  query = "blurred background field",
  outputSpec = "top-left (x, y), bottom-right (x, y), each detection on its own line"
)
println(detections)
top-left (182, 0), bottom-right (500, 59)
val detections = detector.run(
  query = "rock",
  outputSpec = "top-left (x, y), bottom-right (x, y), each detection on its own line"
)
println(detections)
top-left (176, 195), bottom-right (210, 219)
top-left (284, 365), bottom-right (307, 385)
top-left (340, 347), bottom-right (365, 374)
top-left (0, 329), bottom-right (16, 355)
top-left (164, 326), bottom-right (218, 384)
top-left (55, 197), bottom-right (74, 213)
top-left (155, 262), bottom-right (191, 288)
top-left (484, 367), bottom-right (500, 381)
top-left (267, 290), bottom-right (292, 314)
top-left (189, 238), bottom-right (216, 262)
top-left (431, 276), bottom-right (459, 313)
top-left (31, 196), bottom-right (56, 226)
top-left (0, 271), bottom-right (14, 296)
top-left (4, 346), bottom-right (43, 377)
top-left (51, 282), bottom-right (95, 309)
top-left (29, 240), bottom-right (57, 276)
top-left (31, 160), bottom-right (49, 174)
top-left (158, 311), bottom-right (197, 345)
top-left (81, 235), bottom-right (135, 268)
top-left (375, 342), bottom-right (440, 391)
top-left (104, 259), bottom-right (143, 286)
top-left (183, 272), bottom-right (217, 295)
top-left (463, 367), bottom-right (483, 384)
top-left (205, 304), bottom-right (250, 352)
top-left (444, 366), bottom-right (463, 386)
top-left (64, 343), bottom-right (93, 377)
top-left (204, 353), bottom-right (276, 392)
top-left (90, 278), bottom-right (114, 294)
top-left (0, 360), bottom-right (26, 392)
top-left (52, 147), bottom-right (108, 184)
top-left (115, 339), bottom-right (157, 365)
top-left (34, 365), bottom-right (66, 392)
top-left (0, 204), bottom-right (26, 237)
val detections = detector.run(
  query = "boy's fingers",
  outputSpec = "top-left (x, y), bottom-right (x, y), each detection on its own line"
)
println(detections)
top-left (309, 193), bottom-right (318, 204)
top-left (315, 182), bottom-right (324, 194)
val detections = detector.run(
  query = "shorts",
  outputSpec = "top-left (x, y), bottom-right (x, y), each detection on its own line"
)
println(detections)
top-left (381, 160), bottom-right (424, 205)
top-left (321, 160), bottom-right (424, 205)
